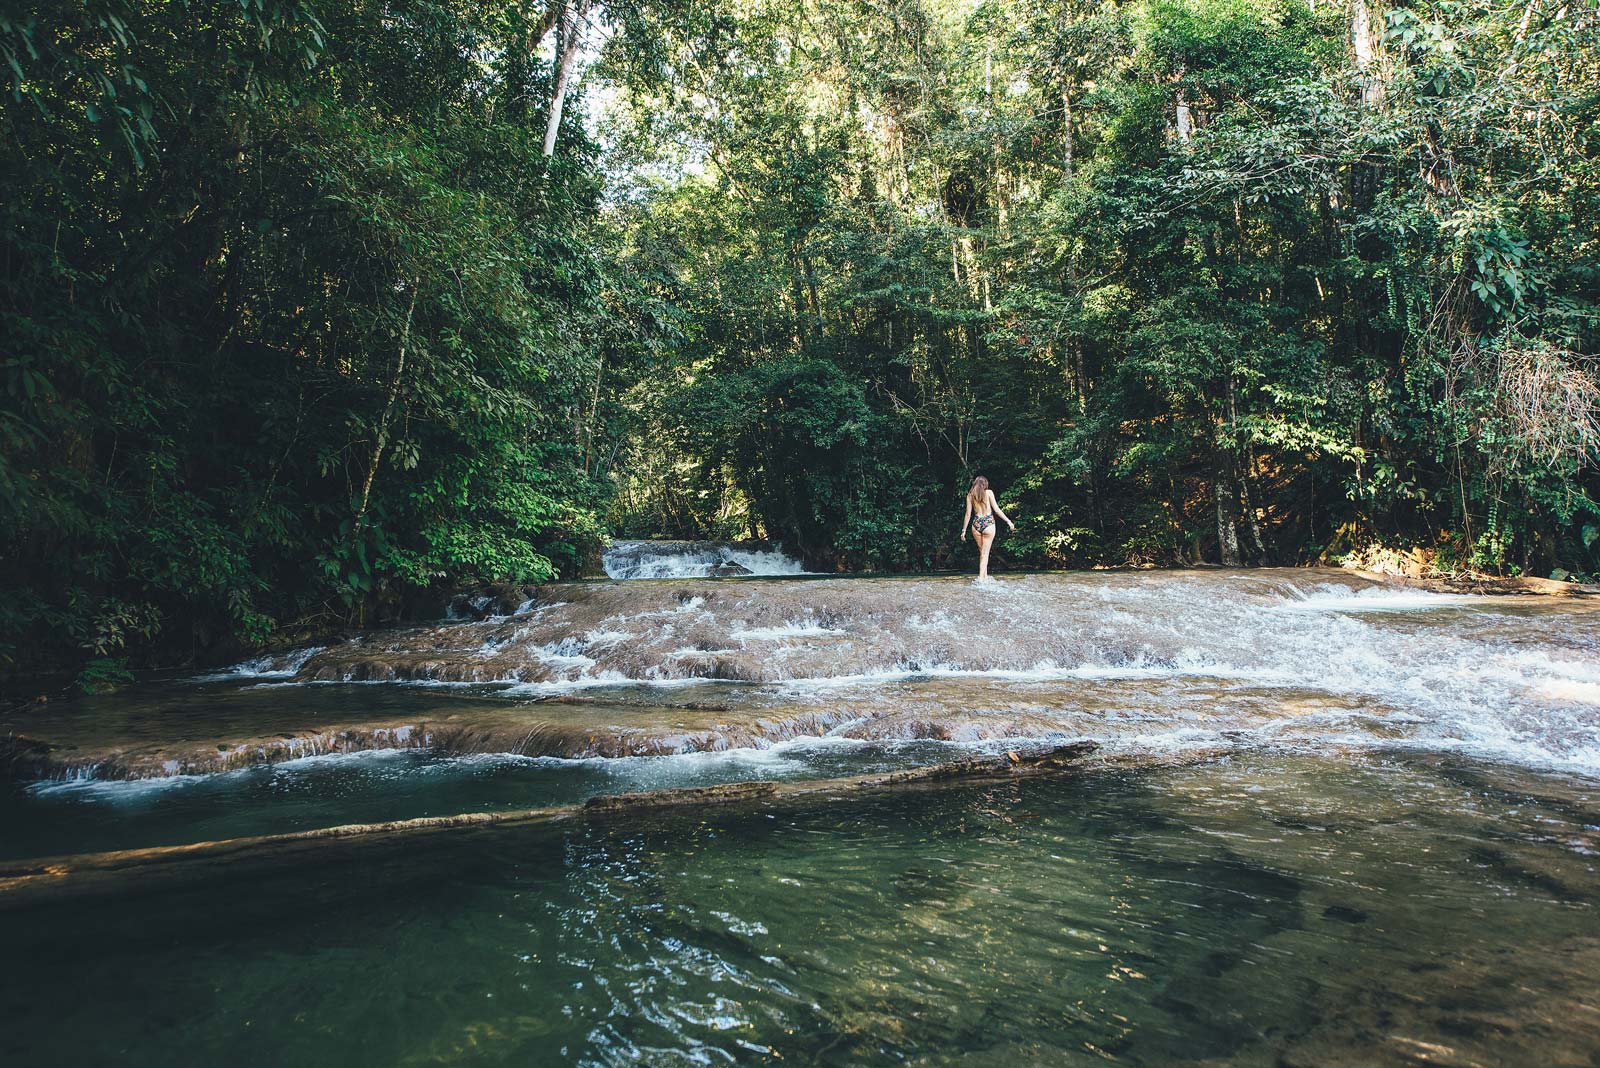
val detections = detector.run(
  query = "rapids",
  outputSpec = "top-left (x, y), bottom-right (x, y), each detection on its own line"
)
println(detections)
top-left (602, 539), bottom-right (811, 579)
top-left (4, 567), bottom-right (1598, 791)
top-left (279, 567), bottom-right (1600, 772)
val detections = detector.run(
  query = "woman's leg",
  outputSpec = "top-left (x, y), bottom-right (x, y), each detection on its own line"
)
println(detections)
top-left (977, 528), bottom-right (995, 578)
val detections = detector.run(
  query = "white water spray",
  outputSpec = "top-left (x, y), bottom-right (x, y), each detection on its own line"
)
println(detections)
top-left (602, 540), bottom-right (811, 579)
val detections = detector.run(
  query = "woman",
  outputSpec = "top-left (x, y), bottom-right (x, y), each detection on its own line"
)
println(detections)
top-left (959, 475), bottom-right (1014, 579)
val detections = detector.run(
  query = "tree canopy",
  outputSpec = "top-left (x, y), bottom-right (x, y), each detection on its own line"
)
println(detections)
top-left (3, 0), bottom-right (1598, 686)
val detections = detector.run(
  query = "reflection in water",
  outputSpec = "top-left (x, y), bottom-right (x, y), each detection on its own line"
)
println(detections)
top-left (2, 753), bottom-right (1597, 1067)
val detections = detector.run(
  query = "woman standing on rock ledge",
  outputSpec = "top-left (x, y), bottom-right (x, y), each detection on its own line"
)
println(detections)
top-left (960, 475), bottom-right (1014, 579)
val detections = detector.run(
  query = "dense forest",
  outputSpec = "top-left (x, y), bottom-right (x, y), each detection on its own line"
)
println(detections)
top-left (3, 0), bottom-right (1598, 686)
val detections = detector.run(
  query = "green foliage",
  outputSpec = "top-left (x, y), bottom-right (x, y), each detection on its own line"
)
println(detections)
top-left (1, 0), bottom-right (626, 680)
top-left (75, 657), bottom-right (137, 695)
top-left (601, 0), bottom-right (1599, 577)
top-left (5, 0), bottom-right (1599, 684)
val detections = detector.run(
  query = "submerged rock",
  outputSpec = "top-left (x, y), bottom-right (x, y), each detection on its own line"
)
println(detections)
top-left (584, 781), bottom-right (780, 815)
top-left (445, 582), bottom-right (543, 620)
top-left (0, 740), bottom-right (1103, 907)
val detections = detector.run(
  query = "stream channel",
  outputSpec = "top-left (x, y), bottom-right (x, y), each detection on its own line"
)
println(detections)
top-left (3, 551), bottom-right (1598, 1065)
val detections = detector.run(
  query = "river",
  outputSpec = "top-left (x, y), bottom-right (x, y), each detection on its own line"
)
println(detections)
top-left (1, 556), bottom-right (1597, 1065)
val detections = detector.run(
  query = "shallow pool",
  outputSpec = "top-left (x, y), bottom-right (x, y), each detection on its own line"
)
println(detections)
top-left (3, 751), bottom-right (1596, 1066)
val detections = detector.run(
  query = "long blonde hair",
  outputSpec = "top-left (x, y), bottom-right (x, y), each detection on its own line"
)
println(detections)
top-left (967, 475), bottom-right (990, 509)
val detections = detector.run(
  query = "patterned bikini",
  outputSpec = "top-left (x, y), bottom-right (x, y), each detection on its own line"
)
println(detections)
top-left (971, 513), bottom-right (995, 535)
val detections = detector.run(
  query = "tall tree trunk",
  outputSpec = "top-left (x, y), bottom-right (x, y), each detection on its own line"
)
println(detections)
top-left (1238, 462), bottom-right (1269, 562)
top-left (542, 0), bottom-right (590, 158)
top-left (1214, 469), bottom-right (1242, 566)
top-left (1222, 376), bottom-right (1260, 564)
top-left (1174, 87), bottom-right (1194, 143)
top-left (527, 0), bottom-right (568, 49)
top-left (1351, 0), bottom-right (1383, 106)
top-left (1072, 342), bottom-right (1087, 412)
top-left (789, 248), bottom-right (811, 341)
top-left (356, 281), bottom-right (420, 526)
top-left (1168, 475), bottom-right (1187, 563)
top-left (1062, 86), bottom-right (1074, 180)
top-left (1515, 0), bottom-right (1540, 42)
top-left (802, 253), bottom-right (822, 329)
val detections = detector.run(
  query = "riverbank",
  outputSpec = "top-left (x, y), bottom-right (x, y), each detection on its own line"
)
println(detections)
top-left (1347, 568), bottom-right (1600, 597)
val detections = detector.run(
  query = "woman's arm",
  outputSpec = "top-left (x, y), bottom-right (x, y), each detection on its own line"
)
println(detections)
top-left (988, 490), bottom-right (1015, 530)
top-left (960, 495), bottom-right (972, 539)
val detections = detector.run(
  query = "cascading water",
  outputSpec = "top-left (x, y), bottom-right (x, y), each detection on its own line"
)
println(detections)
top-left (267, 569), bottom-right (1600, 773)
top-left (7, 569), bottom-right (1597, 787)
top-left (602, 539), bottom-right (811, 579)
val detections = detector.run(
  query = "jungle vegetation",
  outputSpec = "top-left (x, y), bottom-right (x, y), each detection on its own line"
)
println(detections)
top-left (3, 0), bottom-right (1598, 685)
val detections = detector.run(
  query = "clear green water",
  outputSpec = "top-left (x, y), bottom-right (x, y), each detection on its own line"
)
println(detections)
top-left (0, 736), bottom-right (960, 860)
top-left (4, 752), bottom-right (1597, 1066)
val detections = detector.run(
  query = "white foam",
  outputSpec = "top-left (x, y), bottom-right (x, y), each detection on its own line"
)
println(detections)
top-left (499, 672), bottom-right (713, 697)
top-left (773, 660), bottom-right (1275, 692)
top-left (247, 677), bottom-right (468, 690)
top-left (1539, 679), bottom-right (1600, 705)
top-left (730, 622), bottom-right (846, 641)
top-left (528, 637), bottom-right (598, 676)
top-left (195, 645), bottom-right (325, 681)
top-left (27, 774), bottom-right (207, 800)
top-left (603, 541), bottom-right (811, 580)
top-left (28, 746), bottom-right (542, 793)
top-left (722, 547), bottom-right (811, 576)
top-left (268, 746), bottom-right (420, 773)
top-left (1277, 586), bottom-right (1488, 612)
top-left (163, 568), bottom-right (1600, 780)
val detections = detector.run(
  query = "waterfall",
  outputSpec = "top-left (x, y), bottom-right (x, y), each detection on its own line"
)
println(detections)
top-left (602, 540), bottom-right (811, 579)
